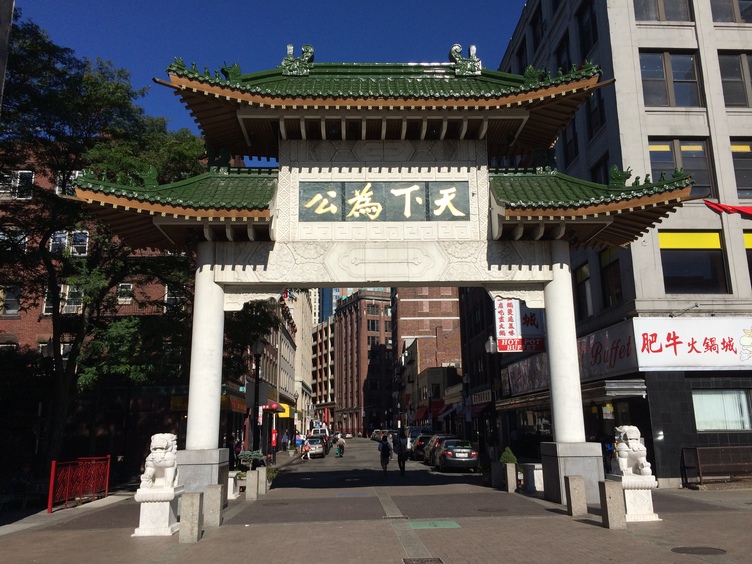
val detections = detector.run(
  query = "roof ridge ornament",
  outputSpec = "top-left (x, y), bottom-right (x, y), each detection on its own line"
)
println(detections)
top-left (281, 44), bottom-right (314, 76)
top-left (450, 44), bottom-right (482, 76)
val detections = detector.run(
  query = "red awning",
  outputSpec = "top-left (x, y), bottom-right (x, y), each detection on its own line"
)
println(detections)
top-left (704, 199), bottom-right (752, 218)
top-left (262, 402), bottom-right (285, 413)
top-left (429, 401), bottom-right (446, 417)
top-left (471, 401), bottom-right (493, 417)
top-left (413, 407), bottom-right (427, 421)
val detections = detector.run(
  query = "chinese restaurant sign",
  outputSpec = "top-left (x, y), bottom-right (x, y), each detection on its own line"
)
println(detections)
top-left (494, 297), bottom-right (522, 352)
top-left (299, 181), bottom-right (470, 222)
top-left (633, 317), bottom-right (752, 370)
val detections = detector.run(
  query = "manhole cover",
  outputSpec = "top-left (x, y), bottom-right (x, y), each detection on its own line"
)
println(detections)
top-left (671, 547), bottom-right (727, 556)
top-left (403, 559), bottom-right (444, 564)
top-left (477, 507), bottom-right (507, 513)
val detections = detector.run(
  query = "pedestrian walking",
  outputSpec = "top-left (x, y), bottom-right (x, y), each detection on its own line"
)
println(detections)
top-left (300, 437), bottom-right (311, 461)
top-left (337, 435), bottom-right (347, 457)
top-left (281, 432), bottom-right (289, 452)
top-left (378, 434), bottom-right (392, 476)
top-left (394, 429), bottom-right (408, 476)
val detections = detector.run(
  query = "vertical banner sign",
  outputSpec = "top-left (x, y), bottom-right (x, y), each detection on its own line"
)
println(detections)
top-left (494, 297), bottom-right (523, 352)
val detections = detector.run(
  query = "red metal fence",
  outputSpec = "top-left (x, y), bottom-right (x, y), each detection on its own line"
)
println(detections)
top-left (47, 455), bottom-right (111, 513)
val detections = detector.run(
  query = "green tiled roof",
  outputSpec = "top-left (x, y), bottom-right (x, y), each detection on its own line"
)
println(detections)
top-left (76, 168), bottom-right (277, 210)
top-left (165, 57), bottom-right (600, 101)
top-left (489, 167), bottom-right (694, 211)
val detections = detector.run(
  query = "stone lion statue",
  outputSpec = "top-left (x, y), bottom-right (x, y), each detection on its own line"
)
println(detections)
top-left (140, 433), bottom-right (179, 489)
top-left (614, 425), bottom-right (652, 476)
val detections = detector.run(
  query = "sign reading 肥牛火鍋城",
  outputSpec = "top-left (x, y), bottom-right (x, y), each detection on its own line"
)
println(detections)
top-left (299, 181), bottom-right (470, 222)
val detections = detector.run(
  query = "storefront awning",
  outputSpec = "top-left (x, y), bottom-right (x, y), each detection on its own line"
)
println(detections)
top-left (262, 402), bottom-right (285, 413)
top-left (437, 405), bottom-right (457, 420)
top-left (414, 407), bottom-right (427, 421)
top-left (471, 401), bottom-right (493, 417)
top-left (494, 379), bottom-right (648, 411)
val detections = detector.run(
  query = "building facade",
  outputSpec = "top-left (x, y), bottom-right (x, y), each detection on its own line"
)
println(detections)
top-left (312, 316), bottom-right (336, 428)
top-left (499, 0), bottom-right (752, 485)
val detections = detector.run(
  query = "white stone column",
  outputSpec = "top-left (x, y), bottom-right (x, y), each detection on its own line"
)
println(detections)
top-left (185, 241), bottom-right (225, 450)
top-left (543, 239), bottom-right (586, 443)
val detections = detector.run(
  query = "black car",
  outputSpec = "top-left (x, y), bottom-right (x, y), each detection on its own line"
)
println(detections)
top-left (434, 438), bottom-right (479, 472)
top-left (423, 433), bottom-right (455, 466)
top-left (412, 433), bottom-right (431, 461)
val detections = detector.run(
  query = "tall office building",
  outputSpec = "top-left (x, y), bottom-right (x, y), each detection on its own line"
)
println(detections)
top-left (498, 0), bottom-right (752, 486)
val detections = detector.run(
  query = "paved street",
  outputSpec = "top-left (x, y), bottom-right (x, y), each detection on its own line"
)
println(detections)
top-left (1, 437), bottom-right (751, 563)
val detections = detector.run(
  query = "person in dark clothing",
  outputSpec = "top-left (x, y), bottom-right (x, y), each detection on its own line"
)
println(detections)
top-left (394, 429), bottom-right (408, 476)
top-left (378, 435), bottom-right (392, 476)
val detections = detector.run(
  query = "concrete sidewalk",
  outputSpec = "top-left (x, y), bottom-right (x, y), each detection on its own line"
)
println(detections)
top-left (1, 470), bottom-right (750, 563)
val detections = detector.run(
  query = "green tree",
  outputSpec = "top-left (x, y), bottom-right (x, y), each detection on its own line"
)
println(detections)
top-left (0, 12), bottom-right (209, 463)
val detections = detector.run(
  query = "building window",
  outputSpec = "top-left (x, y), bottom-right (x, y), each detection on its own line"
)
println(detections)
top-left (711, 0), bottom-right (752, 23)
top-left (0, 227), bottom-right (27, 252)
top-left (640, 51), bottom-right (702, 107)
top-left (590, 153), bottom-right (610, 184)
top-left (745, 232), bottom-right (752, 282)
top-left (515, 41), bottom-right (527, 74)
top-left (49, 230), bottom-right (89, 256)
top-left (634, 0), bottom-right (693, 21)
top-left (586, 90), bottom-right (606, 140)
top-left (600, 247), bottom-right (623, 308)
top-left (117, 283), bottom-right (133, 305)
top-left (649, 139), bottom-right (714, 195)
top-left (367, 335), bottom-right (380, 347)
top-left (531, 5), bottom-right (544, 54)
top-left (367, 304), bottom-right (379, 315)
top-left (575, 263), bottom-right (593, 319)
top-left (62, 285), bottom-right (83, 315)
top-left (692, 390), bottom-right (751, 431)
top-left (659, 231), bottom-right (730, 294)
top-left (0, 286), bottom-right (21, 316)
top-left (55, 171), bottom-right (81, 196)
top-left (562, 120), bottom-right (579, 168)
top-left (731, 141), bottom-right (752, 198)
top-left (578, 0), bottom-right (599, 59)
top-left (719, 52), bottom-right (752, 107)
top-left (0, 171), bottom-right (33, 200)
top-left (367, 319), bottom-right (380, 332)
top-left (164, 286), bottom-right (184, 312)
top-left (555, 34), bottom-right (571, 74)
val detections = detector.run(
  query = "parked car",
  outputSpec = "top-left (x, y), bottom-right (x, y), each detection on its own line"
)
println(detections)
top-left (423, 434), bottom-right (455, 466)
top-left (406, 426), bottom-right (432, 456)
top-left (412, 434), bottom-right (432, 461)
top-left (305, 437), bottom-right (326, 458)
top-left (434, 438), bottom-right (479, 472)
top-left (371, 429), bottom-right (383, 441)
top-left (344, 432), bottom-right (353, 439)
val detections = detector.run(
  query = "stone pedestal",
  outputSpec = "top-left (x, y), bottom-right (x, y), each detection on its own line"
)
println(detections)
top-left (608, 474), bottom-right (661, 522)
top-left (176, 448), bottom-right (229, 499)
top-left (227, 471), bottom-right (240, 500)
top-left (520, 463), bottom-right (543, 493)
top-left (132, 486), bottom-right (184, 536)
top-left (541, 442), bottom-right (604, 505)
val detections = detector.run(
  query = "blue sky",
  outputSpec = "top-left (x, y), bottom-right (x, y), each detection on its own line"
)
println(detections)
top-left (17, 1), bottom-right (526, 134)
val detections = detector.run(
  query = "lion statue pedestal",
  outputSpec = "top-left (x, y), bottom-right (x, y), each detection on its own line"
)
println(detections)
top-left (133, 433), bottom-right (184, 537)
top-left (608, 425), bottom-right (660, 522)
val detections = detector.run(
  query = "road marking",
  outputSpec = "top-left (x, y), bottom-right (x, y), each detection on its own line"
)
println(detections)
top-left (374, 487), bottom-right (432, 559)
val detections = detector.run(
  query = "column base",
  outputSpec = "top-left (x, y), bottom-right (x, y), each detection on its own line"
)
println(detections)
top-left (541, 442), bottom-right (604, 505)
top-left (176, 448), bottom-right (229, 512)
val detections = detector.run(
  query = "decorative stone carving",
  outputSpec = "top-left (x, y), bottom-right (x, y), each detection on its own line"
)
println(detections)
top-left (609, 425), bottom-right (660, 522)
top-left (140, 433), bottom-right (180, 489)
top-left (133, 433), bottom-right (184, 537)
top-left (615, 425), bottom-right (651, 476)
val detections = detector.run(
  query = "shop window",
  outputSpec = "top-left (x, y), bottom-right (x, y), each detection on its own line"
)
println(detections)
top-left (575, 263), bottom-right (593, 319)
top-left (659, 231), bottom-right (730, 294)
top-left (599, 247), bottom-right (623, 308)
top-left (731, 141), bottom-right (752, 198)
top-left (719, 52), bottom-right (752, 107)
top-left (578, 0), bottom-right (599, 59)
top-left (634, 0), bottom-right (693, 21)
top-left (711, 0), bottom-right (752, 23)
top-left (640, 51), bottom-right (703, 107)
top-left (692, 390), bottom-right (752, 431)
top-left (649, 139), bottom-right (714, 196)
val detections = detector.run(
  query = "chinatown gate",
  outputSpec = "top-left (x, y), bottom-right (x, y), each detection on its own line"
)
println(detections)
top-left (75, 45), bottom-right (699, 508)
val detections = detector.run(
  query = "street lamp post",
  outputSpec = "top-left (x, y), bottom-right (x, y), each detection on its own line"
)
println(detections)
top-left (251, 338), bottom-right (264, 452)
top-left (293, 390), bottom-right (299, 435)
